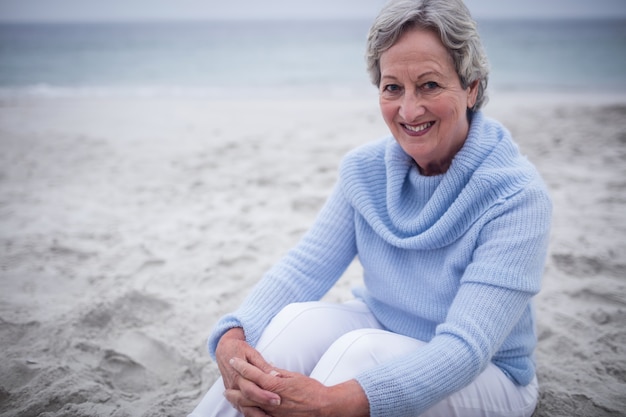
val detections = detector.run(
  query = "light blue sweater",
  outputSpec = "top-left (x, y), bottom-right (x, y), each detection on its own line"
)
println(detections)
top-left (208, 111), bottom-right (552, 416)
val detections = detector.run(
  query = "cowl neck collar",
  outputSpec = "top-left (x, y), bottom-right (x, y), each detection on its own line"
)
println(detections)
top-left (340, 111), bottom-right (534, 249)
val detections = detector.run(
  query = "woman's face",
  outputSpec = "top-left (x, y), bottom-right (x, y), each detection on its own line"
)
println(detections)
top-left (378, 27), bottom-right (479, 175)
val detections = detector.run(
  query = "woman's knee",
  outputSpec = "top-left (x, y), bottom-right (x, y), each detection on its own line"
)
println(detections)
top-left (255, 301), bottom-right (380, 374)
top-left (256, 302), bottom-right (339, 350)
top-left (257, 301), bottom-right (379, 350)
top-left (311, 329), bottom-right (425, 385)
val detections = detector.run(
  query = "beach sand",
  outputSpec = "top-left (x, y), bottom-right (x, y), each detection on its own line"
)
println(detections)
top-left (0, 93), bottom-right (625, 417)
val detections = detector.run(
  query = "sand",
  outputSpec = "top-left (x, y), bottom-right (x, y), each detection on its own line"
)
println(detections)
top-left (0, 92), bottom-right (625, 417)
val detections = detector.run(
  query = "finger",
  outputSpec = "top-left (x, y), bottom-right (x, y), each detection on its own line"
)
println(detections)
top-left (245, 348), bottom-right (279, 375)
top-left (224, 390), bottom-right (275, 416)
top-left (224, 388), bottom-right (255, 408)
top-left (229, 357), bottom-right (282, 406)
top-left (230, 357), bottom-right (281, 382)
top-left (218, 365), bottom-right (241, 390)
top-left (241, 406), bottom-right (272, 417)
top-left (238, 373), bottom-right (282, 406)
top-left (241, 408), bottom-right (270, 417)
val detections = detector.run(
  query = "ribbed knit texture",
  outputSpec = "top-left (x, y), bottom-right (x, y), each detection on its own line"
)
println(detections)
top-left (207, 112), bottom-right (552, 416)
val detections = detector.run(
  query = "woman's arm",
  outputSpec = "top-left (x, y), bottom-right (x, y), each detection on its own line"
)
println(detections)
top-left (208, 182), bottom-right (358, 357)
top-left (357, 187), bottom-right (552, 417)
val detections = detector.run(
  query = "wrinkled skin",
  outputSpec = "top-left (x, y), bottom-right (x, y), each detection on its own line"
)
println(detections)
top-left (216, 329), bottom-right (369, 417)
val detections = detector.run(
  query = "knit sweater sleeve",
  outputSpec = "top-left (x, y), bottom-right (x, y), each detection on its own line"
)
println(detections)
top-left (207, 183), bottom-right (358, 358)
top-left (355, 185), bottom-right (552, 417)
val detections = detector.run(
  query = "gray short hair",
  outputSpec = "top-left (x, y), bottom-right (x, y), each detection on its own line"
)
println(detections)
top-left (366, 0), bottom-right (490, 111)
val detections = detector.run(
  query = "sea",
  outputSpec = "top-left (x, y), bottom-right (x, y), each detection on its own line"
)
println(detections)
top-left (0, 18), bottom-right (625, 99)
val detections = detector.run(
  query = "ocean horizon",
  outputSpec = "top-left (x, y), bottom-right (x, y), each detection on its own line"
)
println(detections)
top-left (1, 18), bottom-right (625, 99)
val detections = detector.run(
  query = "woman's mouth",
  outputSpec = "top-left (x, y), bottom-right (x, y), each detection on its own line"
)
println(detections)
top-left (402, 121), bottom-right (434, 135)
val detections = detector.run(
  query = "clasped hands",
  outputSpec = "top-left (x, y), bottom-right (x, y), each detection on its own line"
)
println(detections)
top-left (215, 327), bottom-right (369, 417)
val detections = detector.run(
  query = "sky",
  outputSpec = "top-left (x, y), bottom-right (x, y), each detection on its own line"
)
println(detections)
top-left (1, 0), bottom-right (626, 22)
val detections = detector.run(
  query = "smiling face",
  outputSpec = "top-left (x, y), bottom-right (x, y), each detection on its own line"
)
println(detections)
top-left (379, 27), bottom-right (479, 175)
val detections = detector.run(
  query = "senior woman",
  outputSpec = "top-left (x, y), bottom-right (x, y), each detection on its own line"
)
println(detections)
top-left (189, 0), bottom-right (551, 416)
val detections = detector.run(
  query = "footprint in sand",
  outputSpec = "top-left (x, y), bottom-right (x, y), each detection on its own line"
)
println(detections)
top-left (98, 330), bottom-right (185, 394)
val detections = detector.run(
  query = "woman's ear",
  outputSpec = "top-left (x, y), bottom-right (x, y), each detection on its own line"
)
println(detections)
top-left (467, 79), bottom-right (480, 109)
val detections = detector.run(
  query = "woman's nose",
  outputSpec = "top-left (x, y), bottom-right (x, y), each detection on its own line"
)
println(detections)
top-left (399, 92), bottom-right (426, 121)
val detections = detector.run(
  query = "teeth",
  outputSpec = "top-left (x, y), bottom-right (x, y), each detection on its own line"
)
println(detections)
top-left (405, 122), bottom-right (433, 132)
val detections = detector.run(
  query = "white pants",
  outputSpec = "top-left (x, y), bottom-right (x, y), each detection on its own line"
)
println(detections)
top-left (189, 301), bottom-right (538, 417)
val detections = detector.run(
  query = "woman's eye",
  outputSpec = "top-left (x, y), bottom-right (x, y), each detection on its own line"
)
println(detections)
top-left (422, 81), bottom-right (440, 90)
top-left (383, 84), bottom-right (401, 93)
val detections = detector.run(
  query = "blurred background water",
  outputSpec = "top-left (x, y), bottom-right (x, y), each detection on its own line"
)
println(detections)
top-left (0, 18), bottom-right (625, 98)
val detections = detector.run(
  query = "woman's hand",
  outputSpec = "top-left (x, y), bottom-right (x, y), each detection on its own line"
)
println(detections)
top-left (215, 328), bottom-right (282, 411)
top-left (225, 357), bottom-right (370, 417)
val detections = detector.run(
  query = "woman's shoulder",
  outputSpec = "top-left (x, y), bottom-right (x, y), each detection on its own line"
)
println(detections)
top-left (465, 114), bottom-right (538, 177)
top-left (337, 137), bottom-right (399, 198)
top-left (343, 137), bottom-right (390, 161)
top-left (341, 136), bottom-right (412, 169)
top-left (339, 137), bottom-right (390, 175)
top-left (469, 114), bottom-right (551, 205)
